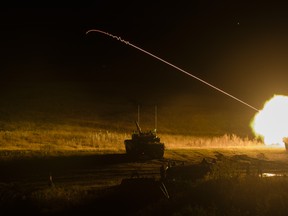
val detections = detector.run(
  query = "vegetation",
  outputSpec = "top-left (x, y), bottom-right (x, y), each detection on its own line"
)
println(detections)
top-left (0, 119), bottom-right (263, 156)
top-left (0, 82), bottom-right (284, 215)
top-left (2, 147), bottom-right (287, 216)
top-left (0, 81), bottom-right (260, 154)
top-left (0, 129), bottom-right (262, 151)
top-left (136, 176), bottom-right (288, 216)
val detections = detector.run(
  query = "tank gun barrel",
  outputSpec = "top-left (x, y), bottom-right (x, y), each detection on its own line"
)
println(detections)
top-left (135, 121), bottom-right (142, 134)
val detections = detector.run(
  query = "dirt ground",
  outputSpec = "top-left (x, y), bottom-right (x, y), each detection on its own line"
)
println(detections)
top-left (1, 147), bottom-right (288, 215)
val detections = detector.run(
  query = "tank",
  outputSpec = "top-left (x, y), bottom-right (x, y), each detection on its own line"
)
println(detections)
top-left (124, 121), bottom-right (165, 159)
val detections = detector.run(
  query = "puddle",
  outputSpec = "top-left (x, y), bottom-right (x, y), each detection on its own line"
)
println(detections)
top-left (261, 173), bottom-right (286, 177)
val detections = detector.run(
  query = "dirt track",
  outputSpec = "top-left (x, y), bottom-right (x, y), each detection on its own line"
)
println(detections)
top-left (0, 152), bottom-right (166, 189)
top-left (1, 148), bottom-right (288, 215)
top-left (1, 148), bottom-right (288, 189)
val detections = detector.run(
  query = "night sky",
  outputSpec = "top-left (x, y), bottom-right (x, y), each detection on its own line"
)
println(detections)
top-left (1, 2), bottom-right (288, 127)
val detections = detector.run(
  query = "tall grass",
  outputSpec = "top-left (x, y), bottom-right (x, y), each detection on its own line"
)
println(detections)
top-left (0, 126), bottom-right (128, 152)
top-left (0, 120), bottom-right (264, 155)
top-left (0, 81), bottom-right (263, 154)
top-left (162, 133), bottom-right (263, 149)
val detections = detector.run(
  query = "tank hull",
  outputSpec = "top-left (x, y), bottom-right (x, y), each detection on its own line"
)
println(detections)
top-left (124, 139), bottom-right (165, 159)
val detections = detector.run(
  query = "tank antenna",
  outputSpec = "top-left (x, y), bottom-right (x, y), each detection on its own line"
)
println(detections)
top-left (155, 105), bottom-right (157, 132)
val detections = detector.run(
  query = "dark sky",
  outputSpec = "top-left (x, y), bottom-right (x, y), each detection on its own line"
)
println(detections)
top-left (1, 2), bottom-right (288, 112)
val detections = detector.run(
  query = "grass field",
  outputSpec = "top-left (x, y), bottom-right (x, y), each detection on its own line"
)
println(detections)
top-left (1, 82), bottom-right (287, 215)
top-left (0, 86), bottom-right (262, 154)
top-left (0, 111), bottom-right (286, 216)
top-left (0, 119), bottom-right (263, 154)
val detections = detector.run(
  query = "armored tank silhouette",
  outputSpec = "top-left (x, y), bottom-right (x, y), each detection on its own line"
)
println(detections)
top-left (124, 121), bottom-right (165, 159)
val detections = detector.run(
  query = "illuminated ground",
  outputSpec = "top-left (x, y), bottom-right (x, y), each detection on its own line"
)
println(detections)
top-left (0, 82), bottom-right (287, 215)
top-left (1, 147), bottom-right (288, 215)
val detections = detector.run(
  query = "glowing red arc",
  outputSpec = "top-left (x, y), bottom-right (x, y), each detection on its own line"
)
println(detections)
top-left (86, 29), bottom-right (259, 112)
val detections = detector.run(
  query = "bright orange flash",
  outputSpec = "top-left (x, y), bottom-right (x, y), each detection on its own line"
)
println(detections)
top-left (251, 95), bottom-right (288, 147)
